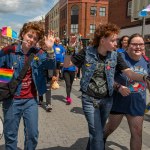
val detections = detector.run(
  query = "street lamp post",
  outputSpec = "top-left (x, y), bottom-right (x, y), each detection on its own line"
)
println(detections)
top-left (141, 16), bottom-right (146, 37)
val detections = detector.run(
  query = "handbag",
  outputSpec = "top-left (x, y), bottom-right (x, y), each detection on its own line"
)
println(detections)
top-left (0, 53), bottom-right (34, 102)
top-left (51, 76), bottom-right (60, 90)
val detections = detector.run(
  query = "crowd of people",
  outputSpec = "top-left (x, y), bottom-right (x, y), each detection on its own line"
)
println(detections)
top-left (1, 21), bottom-right (150, 150)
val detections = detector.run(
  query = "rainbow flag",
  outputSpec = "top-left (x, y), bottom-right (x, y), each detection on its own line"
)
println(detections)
top-left (1, 27), bottom-right (18, 39)
top-left (0, 68), bottom-right (14, 83)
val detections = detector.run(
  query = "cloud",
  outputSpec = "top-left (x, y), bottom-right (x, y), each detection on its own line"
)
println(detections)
top-left (0, 0), bottom-right (20, 13)
top-left (0, 0), bottom-right (59, 33)
top-left (28, 15), bottom-right (45, 22)
top-left (0, 0), bottom-right (47, 16)
top-left (10, 22), bottom-right (23, 33)
top-left (0, 0), bottom-right (59, 17)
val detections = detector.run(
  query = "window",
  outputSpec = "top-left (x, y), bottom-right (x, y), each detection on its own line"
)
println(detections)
top-left (71, 5), bottom-right (79, 30)
top-left (90, 24), bottom-right (96, 33)
top-left (56, 9), bottom-right (57, 15)
top-left (71, 5), bottom-right (79, 15)
top-left (99, 7), bottom-right (106, 16)
top-left (71, 24), bottom-right (78, 33)
top-left (90, 6), bottom-right (97, 16)
top-left (127, 1), bottom-right (132, 16)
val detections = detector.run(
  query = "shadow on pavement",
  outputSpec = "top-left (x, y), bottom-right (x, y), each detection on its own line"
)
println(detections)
top-left (0, 145), bottom-right (22, 150)
top-left (38, 137), bottom-right (88, 150)
top-left (144, 114), bottom-right (150, 122)
top-left (51, 95), bottom-right (66, 103)
top-left (106, 141), bottom-right (128, 150)
top-left (0, 139), bottom-right (128, 150)
top-left (70, 107), bottom-right (84, 115)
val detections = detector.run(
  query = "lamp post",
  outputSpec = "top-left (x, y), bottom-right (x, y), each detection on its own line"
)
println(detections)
top-left (141, 16), bottom-right (146, 37)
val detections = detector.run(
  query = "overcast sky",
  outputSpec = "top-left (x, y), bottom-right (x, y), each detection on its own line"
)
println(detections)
top-left (0, 0), bottom-right (59, 33)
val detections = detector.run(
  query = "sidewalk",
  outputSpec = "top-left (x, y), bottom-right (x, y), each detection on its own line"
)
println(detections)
top-left (0, 80), bottom-right (150, 150)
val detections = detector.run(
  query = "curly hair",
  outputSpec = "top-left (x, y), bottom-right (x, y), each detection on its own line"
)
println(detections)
top-left (93, 23), bottom-right (120, 47)
top-left (19, 21), bottom-right (44, 41)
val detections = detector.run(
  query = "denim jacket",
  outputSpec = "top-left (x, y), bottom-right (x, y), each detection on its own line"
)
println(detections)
top-left (80, 47), bottom-right (117, 96)
top-left (0, 43), bottom-right (56, 96)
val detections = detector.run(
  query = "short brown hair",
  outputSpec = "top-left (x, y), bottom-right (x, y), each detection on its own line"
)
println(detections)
top-left (128, 33), bottom-right (143, 45)
top-left (19, 21), bottom-right (44, 41)
top-left (93, 23), bottom-right (120, 47)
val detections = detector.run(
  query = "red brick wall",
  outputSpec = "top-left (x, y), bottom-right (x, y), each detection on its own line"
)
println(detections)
top-left (108, 0), bottom-right (140, 29)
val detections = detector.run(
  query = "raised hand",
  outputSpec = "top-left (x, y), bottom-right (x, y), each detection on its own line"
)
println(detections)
top-left (69, 35), bottom-right (77, 47)
top-left (66, 35), bottom-right (77, 55)
top-left (44, 30), bottom-right (55, 49)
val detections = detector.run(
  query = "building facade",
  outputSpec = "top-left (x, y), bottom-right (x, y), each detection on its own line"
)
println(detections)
top-left (45, 0), bottom-right (109, 43)
top-left (59, 0), bottom-right (109, 40)
top-left (45, 2), bottom-right (60, 37)
top-left (109, 0), bottom-right (150, 37)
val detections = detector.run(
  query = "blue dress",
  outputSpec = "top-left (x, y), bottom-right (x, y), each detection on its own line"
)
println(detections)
top-left (111, 52), bottom-right (149, 116)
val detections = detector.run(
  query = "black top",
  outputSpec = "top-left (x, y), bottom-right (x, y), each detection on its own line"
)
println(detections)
top-left (71, 49), bottom-right (129, 98)
top-left (71, 49), bottom-right (129, 71)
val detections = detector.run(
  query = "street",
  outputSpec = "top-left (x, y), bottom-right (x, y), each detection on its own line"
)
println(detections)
top-left (0, 80), bottom-right (150, 150)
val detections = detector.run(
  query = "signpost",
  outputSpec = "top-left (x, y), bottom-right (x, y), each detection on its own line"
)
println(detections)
top-left (139, 4), bottom-right (150, 37)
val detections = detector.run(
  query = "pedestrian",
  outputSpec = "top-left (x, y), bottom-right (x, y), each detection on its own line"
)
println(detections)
top-left (53, 37), bottom-right (66, 81)
top-left (66, 23), bottom-right (150, 150)
top-left (38, 38), bottom-right (54, 111)
top-left (117, 35), bottom-right (129, 52)
top-left (104, 33), bottom-right (150, 150)
top-left (63, 47), bottom-right (76, 104)
top-left (0, 21), bottom-right (55, 150)
top-left (74, 40), bottom-right (83, 80)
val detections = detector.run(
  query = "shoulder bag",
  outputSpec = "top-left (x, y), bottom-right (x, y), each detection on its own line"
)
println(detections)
top-left (0, 53), bottom-right (34, 102)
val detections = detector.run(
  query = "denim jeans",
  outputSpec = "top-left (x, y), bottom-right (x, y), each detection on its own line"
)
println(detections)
top-left (82, 93), bottom-right (113, 150)
top-left (3, 98), bottom-right (38, 150)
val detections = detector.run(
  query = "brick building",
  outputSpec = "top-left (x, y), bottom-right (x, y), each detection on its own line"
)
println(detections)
top-left (45, 0), bottom-right (109, 45)
top-left (108, 0), bottom-right (150, 37)
top-left (59, 0), bottom-right (109, 41)
top-left (45, 2), bottom-right (59, 37)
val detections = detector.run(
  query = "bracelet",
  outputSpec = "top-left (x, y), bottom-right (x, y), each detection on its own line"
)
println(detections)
top-left (47, 49), bottom-right (54, 54)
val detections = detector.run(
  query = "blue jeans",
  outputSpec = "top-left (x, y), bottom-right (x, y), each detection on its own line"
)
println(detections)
top-left (82, 93), bottom-right (113, 150)
top-left (3, 98), bottom-right (38, 150)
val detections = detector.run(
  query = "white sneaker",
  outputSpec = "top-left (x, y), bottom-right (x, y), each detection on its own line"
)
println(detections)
top-left (45, 104), bottom-right (52, 112)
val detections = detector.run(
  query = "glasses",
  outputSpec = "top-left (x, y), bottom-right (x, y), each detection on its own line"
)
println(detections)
top-left (130, 43), bottom-right (145, 48)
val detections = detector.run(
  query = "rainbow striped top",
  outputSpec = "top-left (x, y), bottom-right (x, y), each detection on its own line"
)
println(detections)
top-left (0, 68), bottom-right (14, 83)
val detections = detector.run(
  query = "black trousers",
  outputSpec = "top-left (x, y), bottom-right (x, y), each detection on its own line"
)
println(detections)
top-left (63, 71), bottom-right (75, 97)
top-left (39, 70), bottom-right (53, 105)
top-left (77, 67), bottom-right (81, 78)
